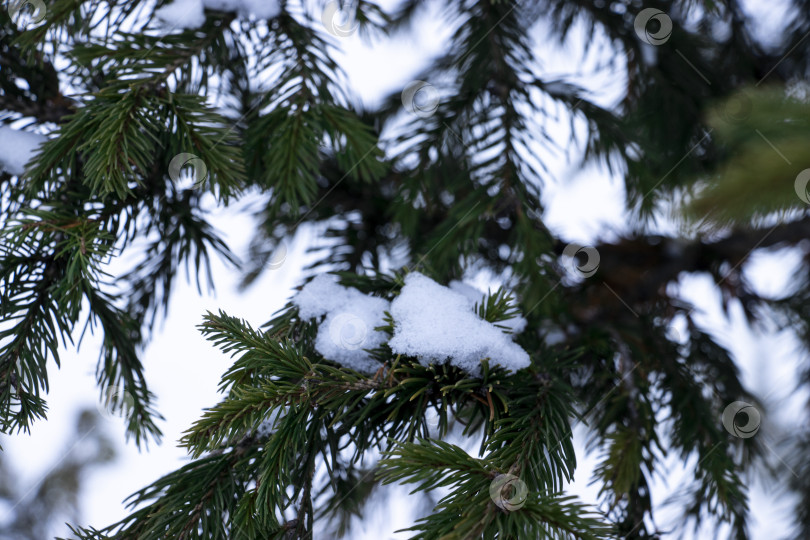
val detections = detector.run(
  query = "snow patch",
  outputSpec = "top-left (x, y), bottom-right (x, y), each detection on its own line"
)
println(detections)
top-left (448, 279), bottom-right (527, 334)
top-left (231, 0), bottom-right (281, 19)
top-left (448, 280), bottom-right (485, 305)
top-left (154, 0), bottom-right (205, 29)
top-left (0, 126), bottom-right (46, 176)
top-left (154, 0), bottom-right (280, 29)
top-left (293, 273), bottom-right (531, 376)
top-left (293, 274), bottom-right (388, 374)
top-left (499, 314), bottom-right (527, 335)
top-left (388, 273), bottom-right (531, 374)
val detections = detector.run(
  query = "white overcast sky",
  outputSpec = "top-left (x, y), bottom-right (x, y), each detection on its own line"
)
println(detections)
top-left (0, 0), bottom-right (806, 538)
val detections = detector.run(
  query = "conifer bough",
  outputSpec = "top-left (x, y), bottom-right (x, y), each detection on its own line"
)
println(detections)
top-left (1, 0), bottom-right (810, 538)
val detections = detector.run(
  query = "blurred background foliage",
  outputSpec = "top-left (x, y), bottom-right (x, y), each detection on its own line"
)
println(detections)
top-left (0, 410), bottom-right (115, 540)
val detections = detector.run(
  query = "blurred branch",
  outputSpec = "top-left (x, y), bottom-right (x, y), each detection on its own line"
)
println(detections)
top-left (558, 214), bottom-right (810, 318)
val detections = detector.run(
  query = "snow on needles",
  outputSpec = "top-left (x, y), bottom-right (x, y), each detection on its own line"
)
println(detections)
top-left (0, 126), bottom-right (46, 176)
top-left (154, 0), bottom-right (281, 29)
top-left (293, 274), bottom-right (389, 375)
top-left (389, 273), bottom-right (530, 375)
top-left (448, 280), bottom-right (528, 335)
top-left (154, 0), bottom-right (204, 28)
top-left (293, 272), bottom-right (531, 376)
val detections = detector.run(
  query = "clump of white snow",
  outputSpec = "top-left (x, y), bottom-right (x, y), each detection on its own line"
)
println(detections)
top-left (0, 126), bottom-right (46, 176)
top-left (154, 0), bottom-right (205, 29)
top-left (388, 273), bottom-right (531, 374)
top-left (154, 0), bottom-right (281, 29)
top-left (448, 279), bottom-right (527, 335)
top-left (292, 272), bottom-right (531, 376)
top-left (201, 0), bottom-right (280, 18)
top-left (226, 0), bottom-right (281, 19)
top-left (293, 274), bottom-right (389, 375)
top-left (499, 315), bottom-right (527, 335)
top-left (448, 280), bottom-right (485, 304)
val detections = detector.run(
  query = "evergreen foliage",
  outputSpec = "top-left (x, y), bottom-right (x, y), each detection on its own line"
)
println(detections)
top-left (1, 0), bottom-right (810, 538)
